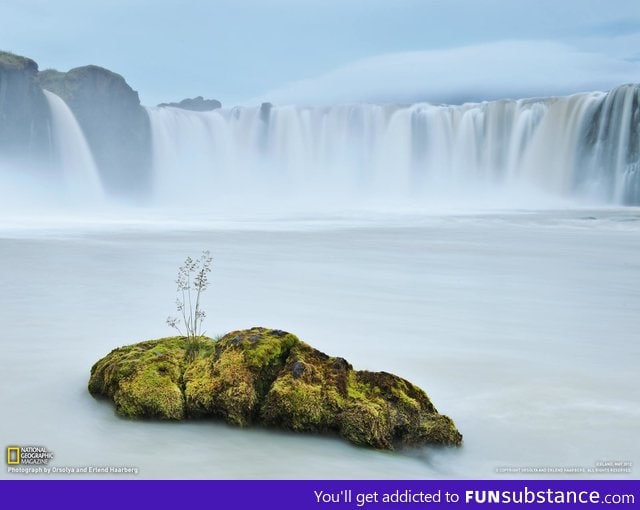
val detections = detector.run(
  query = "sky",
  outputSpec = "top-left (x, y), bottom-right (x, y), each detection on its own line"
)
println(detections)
top-left (1, 0), bottom-right (640, 106)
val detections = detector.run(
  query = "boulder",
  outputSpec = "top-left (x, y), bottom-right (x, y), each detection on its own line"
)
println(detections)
top-left (89, 327), bottom-right (462, 450)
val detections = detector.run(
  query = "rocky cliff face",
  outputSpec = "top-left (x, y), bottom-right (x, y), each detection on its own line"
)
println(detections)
top-left (0, 51), bottom-right (52, 167)
top-left (38, 65), bottom-right (151, 196)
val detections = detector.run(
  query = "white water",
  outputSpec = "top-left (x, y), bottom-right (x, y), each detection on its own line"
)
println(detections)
top-left (145, 85), bottom-right (640, 211)
top-left (43, 90), bottom-right (104, 203)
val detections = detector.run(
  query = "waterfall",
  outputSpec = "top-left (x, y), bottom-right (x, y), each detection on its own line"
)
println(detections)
top-left (146, 84), bottom-right (640, 208)
top-left (44, 90), bottom-right (104, 201)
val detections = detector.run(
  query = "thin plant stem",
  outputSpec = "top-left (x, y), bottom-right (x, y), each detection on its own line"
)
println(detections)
top-left (187, 270), bottom-right (194, 340)
top-left (168, 251), bottom-right (213, 343)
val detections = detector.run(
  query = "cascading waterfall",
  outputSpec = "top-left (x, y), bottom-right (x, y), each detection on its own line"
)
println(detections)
top-left (145, 84), bottom-right (640, 208)
top-left (44, 90), bottom-right (104, 201)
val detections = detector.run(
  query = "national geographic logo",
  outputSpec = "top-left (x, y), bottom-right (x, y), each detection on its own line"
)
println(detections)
top-left (6, 446), bottom-right (54, 465)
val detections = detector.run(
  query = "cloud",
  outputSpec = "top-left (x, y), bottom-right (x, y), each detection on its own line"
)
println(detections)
top-left (254, 39), bottom-right (640, 106)
top-left (583, 18), bottom-right (640, 37)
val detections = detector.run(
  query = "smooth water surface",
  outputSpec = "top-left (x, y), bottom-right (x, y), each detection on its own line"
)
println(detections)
top-left (1, 210), bottom-right (638, 479)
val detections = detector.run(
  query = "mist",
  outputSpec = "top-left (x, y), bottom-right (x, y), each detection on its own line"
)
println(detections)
top-left (255, 39), bottom-right (640, 106)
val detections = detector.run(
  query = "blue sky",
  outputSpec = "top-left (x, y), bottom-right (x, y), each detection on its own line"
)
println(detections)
top-left (2, 0), bottom-right (640, 105)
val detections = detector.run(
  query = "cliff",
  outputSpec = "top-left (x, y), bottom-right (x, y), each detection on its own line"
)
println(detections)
top-left (38, 65), bottom-right (152, 196)
top-left (0, 51), bottom-right (52, 165)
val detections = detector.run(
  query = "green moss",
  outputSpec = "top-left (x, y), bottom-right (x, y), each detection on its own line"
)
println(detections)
top-left (389, 381), bottom-right (420, 410)
top-left (346, 371), bottom-right (378, 401)
top-left (89, 329), bottom-right (462, 450)
top-left (417, 415), bottom-right (463, 445)
top-left (261, 342), bottom-right (349, 433)
top-left (207, 349), bottom-right (258, 426)
top-left (338, 370), bottom-right (463, 449)
top-left (183, 338), bottom-right (261, 424)
top-left (219, 327), bottom-right (299, 370)
top-left (216, 328), bottom-right (299, 398)
top-left (261, 374), bottom-right (337, 431)
top-left (340, 401), bottom-right (392, 449)
top-left (184, 335), bottom-right (216, 362)
top-left (183, 358), bottom-right (216, 417)
top-left (114, 363), bottom-right (184, 420)
top-left (340, 372), bottom-right (391, 448)
top-left (89, 336), bottom-right (189, 419)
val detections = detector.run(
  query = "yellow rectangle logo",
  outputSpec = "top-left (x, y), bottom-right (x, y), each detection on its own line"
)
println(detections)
top-left (7, 447), bottom-right (20, 465)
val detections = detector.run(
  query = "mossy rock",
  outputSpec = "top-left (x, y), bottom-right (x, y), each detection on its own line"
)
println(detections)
top-left (89, 328), bottom-right (462, 450)
top-left (88, 337), bottom-right (187, 419)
